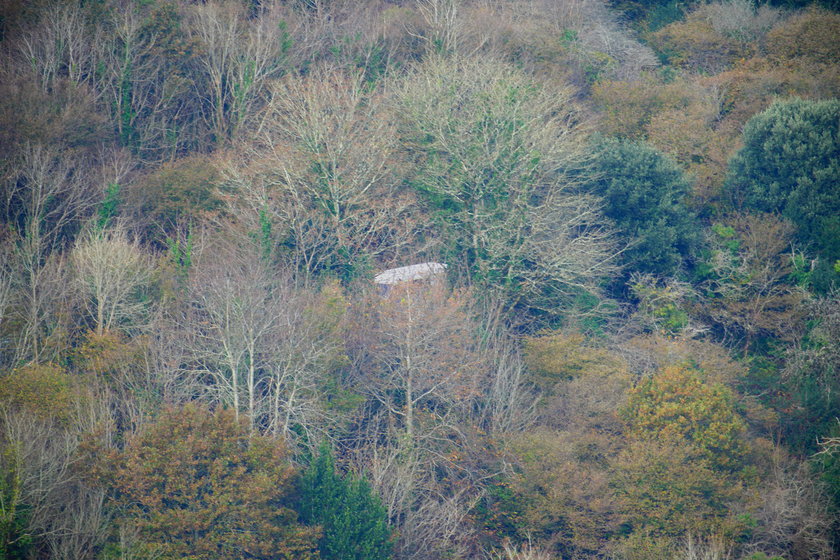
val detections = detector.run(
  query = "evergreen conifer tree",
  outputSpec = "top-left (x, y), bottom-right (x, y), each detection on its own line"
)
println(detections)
top-left (298, 444), bottom-right (393, 560)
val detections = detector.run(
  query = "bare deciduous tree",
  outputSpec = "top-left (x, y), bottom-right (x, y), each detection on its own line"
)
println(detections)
top-left (244, 69), bottom-right (421, 281)
top-left (699, 214), bottom-right (806, 351)
top-left (346, 284), bottom-right (492, 559)
top-left (0, 367), bottom-right (112, 560)
top-left (705, 0), bottom-right (783, 44)
top-left (72, 224), bottom-right (153, 336)
top-left (467, 297), bottom-right (537, 434)
top-left (184, 239), bottom-right (279, 430)
top-left (14, 1), bottom-right (100, 92)
top-left (417, 0), bottom-right (460, 54)
top-left (783, 294), bottom-right (840, 410)
top-left (186, 0), bottom-right (290, 145)
top-left (352, 284), bottom-right (483, 442)
top-left (1, 145), bottom-right (97, 362)
top-left (398, 57), bottom-right (618, 322)
top-left (750, 451), bottom-right (834, 560)
top-left (486, 539), bottom-right (554, 560)
top-left (815, 419), bottom-right (840, 458)
top-left (182, 232), bottom-right (347, 441)
top-left (676, 534), bottom-right (733, 560)
top-left (0, 240), bottom-right (13, 359)
top-left (93, 0), bottom-right (208, 159)
top-left (350, 431), bottom-right (485, 560)
top-left (458, 0), bottom-right (657, 81)
top-left (262, 283), bottom-right (348, 444)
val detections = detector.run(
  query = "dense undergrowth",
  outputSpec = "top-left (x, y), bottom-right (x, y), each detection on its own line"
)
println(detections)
top-left (0, 0), bottom-right (838, 558)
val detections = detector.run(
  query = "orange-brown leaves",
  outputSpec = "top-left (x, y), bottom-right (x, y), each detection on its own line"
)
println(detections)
top-left (649, 9), bottom-right (752, 74)
top-left (504, 429), bottom-right (626, 555)
top-left (764, 8), bottom-right (840, 65)
top-left (524, 331), bottom-right (626, 391)
top-left (73, 330), bottom-right (146, 380)
top-left (0, 363), bottom-right (74, 423)
top-left (92, 404), bottom-right (319, 559)
top-left (125, 155), bottom-right (225, 240)
top-left (611, 436), bottom-right (746, 538)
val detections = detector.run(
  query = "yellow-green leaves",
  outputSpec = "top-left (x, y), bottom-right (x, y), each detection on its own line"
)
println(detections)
top-left (624, 364), bottom-right (746, 471)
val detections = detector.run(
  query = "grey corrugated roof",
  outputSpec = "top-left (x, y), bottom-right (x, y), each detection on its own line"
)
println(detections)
top-left (374, 262), bottom-right (447, 285)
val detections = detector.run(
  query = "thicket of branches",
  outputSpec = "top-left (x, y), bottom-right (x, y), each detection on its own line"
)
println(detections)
top-left (0, 0), bottom-right (838, 559)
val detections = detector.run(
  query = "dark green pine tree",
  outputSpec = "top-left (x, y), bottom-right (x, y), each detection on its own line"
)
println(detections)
top-left (298, 444), bottom-right (393, 560)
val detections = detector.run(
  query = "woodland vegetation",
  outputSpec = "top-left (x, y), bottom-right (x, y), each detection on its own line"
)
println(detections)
top-left (0, 0), bottom-right (838, 558)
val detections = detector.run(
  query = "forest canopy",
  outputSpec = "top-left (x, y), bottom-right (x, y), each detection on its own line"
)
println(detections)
top-left (0, 0), bottom-right (838, 559)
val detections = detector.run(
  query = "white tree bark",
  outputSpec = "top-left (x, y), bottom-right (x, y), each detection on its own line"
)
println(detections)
top-left (72, 224), bottom-right (153, 336)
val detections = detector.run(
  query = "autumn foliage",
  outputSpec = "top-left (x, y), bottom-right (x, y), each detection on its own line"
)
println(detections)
top-left (87, 404), bottom-right (319, 560)
top-left (0, 0), bottom-right (838, 558)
